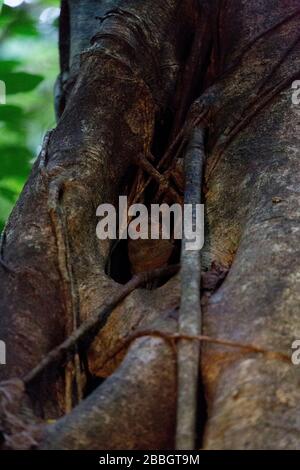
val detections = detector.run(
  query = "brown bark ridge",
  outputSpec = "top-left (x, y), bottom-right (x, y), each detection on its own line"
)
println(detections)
top-left (0, 0), bottom-right (300, 450)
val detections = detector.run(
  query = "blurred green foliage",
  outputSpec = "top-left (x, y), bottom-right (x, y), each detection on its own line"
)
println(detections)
top-left (0, 0), bottom-right (59, 230)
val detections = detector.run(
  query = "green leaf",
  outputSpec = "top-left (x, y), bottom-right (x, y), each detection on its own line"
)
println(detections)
top-left (0, 178), bottom-right (24, 230)
top-left (0, 193), bottom-right (13, 229)
top-left (0, 5), bottom-right (39, 38)
top-left (0, 60), bottom-right (22, 73)
top-left (0, 145), bottom-right (32, 179)
top-left (0, 186), bottom-right (17, 203)
top-left (0, 72), bottom-right (44, 94)
top-left (0, 105), bottom-right (24, 127)
top-left (10, 17), bottom-right (39, 37)
top-left (0, 177), bottom-right (24, 195)
top-left (0, 5), bottom-right (15, 29)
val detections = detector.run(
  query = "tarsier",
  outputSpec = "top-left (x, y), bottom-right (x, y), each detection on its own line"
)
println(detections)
top-left (0, 0), bottom-right (300, 450)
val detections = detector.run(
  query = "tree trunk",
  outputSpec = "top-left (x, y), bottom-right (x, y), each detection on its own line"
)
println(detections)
top-left (0, 0), bottom-right (299, 450)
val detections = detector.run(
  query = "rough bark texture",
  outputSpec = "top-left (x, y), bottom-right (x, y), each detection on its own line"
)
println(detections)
top-left (0, 0), bottom-right (299, 450)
